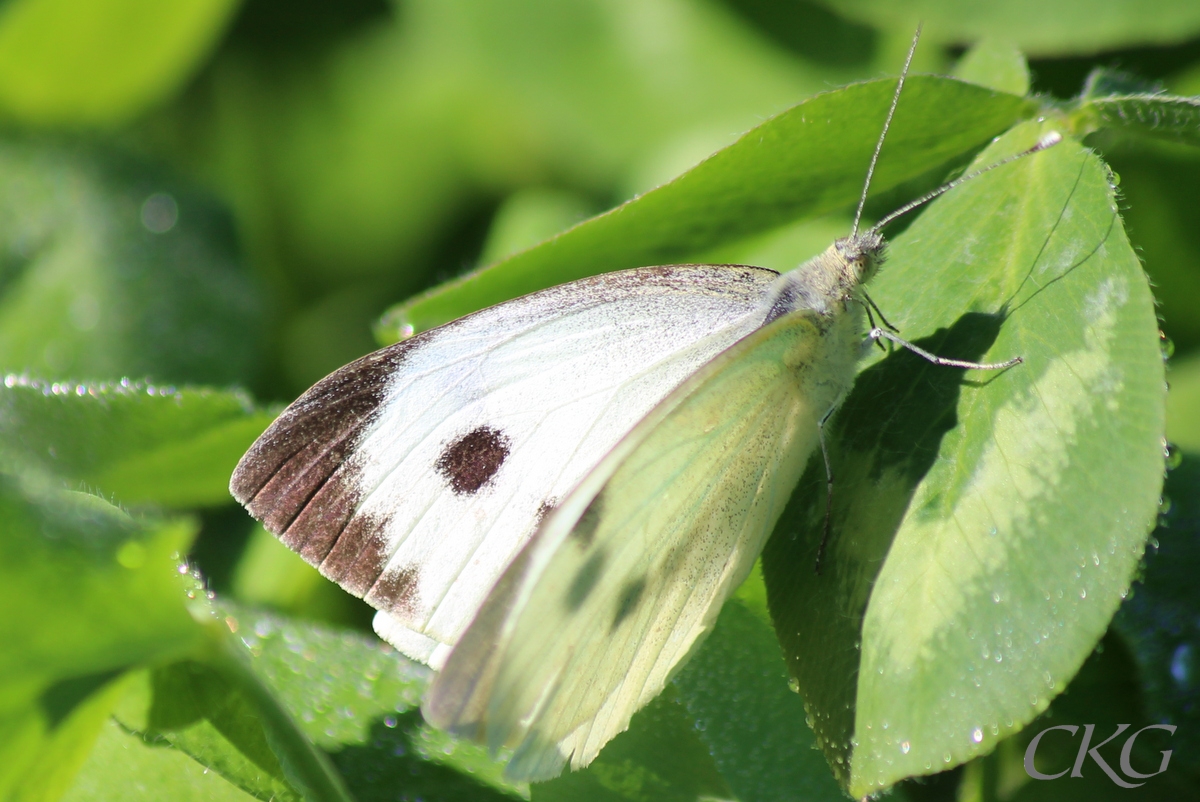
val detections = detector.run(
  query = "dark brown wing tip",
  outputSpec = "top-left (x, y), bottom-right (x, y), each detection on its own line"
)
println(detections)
top-left (226, 340), bottom-right (414, 533)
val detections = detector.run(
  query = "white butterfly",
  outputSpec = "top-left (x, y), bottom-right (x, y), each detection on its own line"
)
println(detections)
top-left (230, 42), bottom-right (1061, 781)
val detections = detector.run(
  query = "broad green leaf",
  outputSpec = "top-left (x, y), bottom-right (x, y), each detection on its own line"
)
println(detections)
top-left (0, 0), bottom-right (239, 126)
top-left (532, 689), bottom-right (730, 802)
top-left (0, 480), bottom-right (203, 798)
top-left (122, 663), bottom-right (304, 802)
top-left (0, 376), bottom-right (275, 508)
top-left (1, 673), bottom-right (131, 802)
top-left (953, 39), bottom-right (1030, 96)
top-left (821, 0), bottom-right (1200, 55)
top-left (958, 632), bottom-right (1195, 800)
top-left (672, 600), bottom-right (845, 802)
top-left (0, 481), bottom-right (200, 695)
top-left (115, 624), bottom-right (359, 802)
top-left (221, 607), bottom-right (523, 801)
top-left (0, 140), bottom-right (263, 387)
top-left (762, 122), bottom-right (1164, 796)
top-left (65, 716), bottom-right (258, 802)
top-left (1075, 94), bottom-right (1200, 147)
top-left (380, 76), bottom-right (1035, 339)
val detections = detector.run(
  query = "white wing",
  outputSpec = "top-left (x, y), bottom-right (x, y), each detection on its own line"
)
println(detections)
top-left (425, 305), bottom-right (861, 779)
top-left (230, 265), bottom-right (779, 667)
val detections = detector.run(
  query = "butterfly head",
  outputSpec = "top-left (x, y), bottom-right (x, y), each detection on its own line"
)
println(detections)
top-left (833, 230), bottom-right (886, 289)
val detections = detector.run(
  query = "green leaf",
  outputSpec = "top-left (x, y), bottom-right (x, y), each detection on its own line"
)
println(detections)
top-left (762, 121), bottom-right (1164, 796)
top-left (0, 0), bottom-right (240, 126)
top-left (672, 600), bottom-right (845, 802)
top-left (953, 39), bottom-right (1030, 96)
top-left (531, 689), bottom-right (730, 802)
top-left (1075, 94), bottom-right (1200, 147)
top-left (65, 716), bottom-right (259, 802)
top-left (0, 140), bottom-right (263, 387)
top-left (0, 480), bottom-right (203, 799)
top-left (0, 376), bottom-right (275, 508)
top-left (115, 623), bottom-right (359, 802)
top-left (199, 607), bottom-right (525, 802)
top-left (129, 662), bottom-right (305, 802)
top-left (1, 672), bottom-right (132, 802)
top-left (958, 632), bottom-right (1194, 801)
top-left (824, 0), bottom-right (1200, 55)
top-left (379, 76), bottom-right (1035, 339)
top-left (0, 481), bottom-right (200, 695)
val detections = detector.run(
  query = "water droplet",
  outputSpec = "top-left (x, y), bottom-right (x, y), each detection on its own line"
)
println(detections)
top-left (384, 715), bottom-right (398, 728)
top-left (992, 591), bottom-right (1002, 603)
top-left (1165, 441), bottom-right (1183, 470)
top-left (972, 728), bottom-right (983, 743)
top-left (1079, 588), bottom-right (1087, 599)
top-left (900, 741), bottom-right (911, 754)
top-left (788, 677), bottom-right (800, 693)
top-left (141, 193), bottom-right (179, 234)
top-left (1171, 643), bottom-right (1194, 688)
top-left (1159, 495), bottom-right (1173, 518)
top-left (943, 752), bottom-right (952, 763)
top-left (1160, 331), bottom-right (1175, 359)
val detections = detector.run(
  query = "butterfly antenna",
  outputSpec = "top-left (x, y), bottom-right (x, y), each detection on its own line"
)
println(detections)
top-left (869, 131), bottom-right (1063, 233)
top-left (851, 24), bottom-right (923, 238)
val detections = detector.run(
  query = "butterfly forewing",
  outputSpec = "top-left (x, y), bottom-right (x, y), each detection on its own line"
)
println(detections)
top-left (231, 265), bottom-right (780, 666)
top-left (426, 303), bottom-right (864, 779)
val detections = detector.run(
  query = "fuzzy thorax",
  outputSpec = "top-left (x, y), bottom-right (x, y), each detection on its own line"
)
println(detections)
top-left (765, 231), bottom-right (886, 322)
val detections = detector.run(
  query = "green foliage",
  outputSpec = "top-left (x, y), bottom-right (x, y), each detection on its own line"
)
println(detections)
top-left (380, 76), bottom-right (1034, 338)
top-left (2, 3), bottom-right (1199, 801)
top-left (764, 120), bottom-right (1163, 796)
top-left (0, 139), bottom-right (263, 387)
top-left (0, 377), bottom-right (275, 507)
top-left (0, 0), bottom-right (239, 126)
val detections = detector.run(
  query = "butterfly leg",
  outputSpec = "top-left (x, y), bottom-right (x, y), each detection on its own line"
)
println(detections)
top-left (813, 400), bottom-right (841, 575)
top-left (868, 327), bottom-right (1022, 370)
top-left (860, 293), bottom-right (896, 353)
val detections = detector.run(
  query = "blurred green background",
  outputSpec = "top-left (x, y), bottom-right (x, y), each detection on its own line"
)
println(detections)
top-left (3, 0), bottom-right (1200, 799)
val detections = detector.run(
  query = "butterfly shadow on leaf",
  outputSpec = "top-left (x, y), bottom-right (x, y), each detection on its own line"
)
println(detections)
top-left (760, 310), bottom-right (1012, 781)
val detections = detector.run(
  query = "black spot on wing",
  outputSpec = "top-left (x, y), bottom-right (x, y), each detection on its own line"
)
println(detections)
top-left (565, 549), bottom-right (607, 611)
top-left (611, 575), bottom-right (647, 630)
top-left (536, 499), bottom-right (558, 526)
top-left (435, 425), bottom-right (511, 495)
top-left (571, 492), bottom-right (604, 548)
top-left (369, 563), bottom-right (421, 617)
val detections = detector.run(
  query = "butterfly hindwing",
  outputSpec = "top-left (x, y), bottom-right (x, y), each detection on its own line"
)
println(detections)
top-left (231, 265), bottom-right (780, 666)
top-left (426, 301), bottom-right (865, 779)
